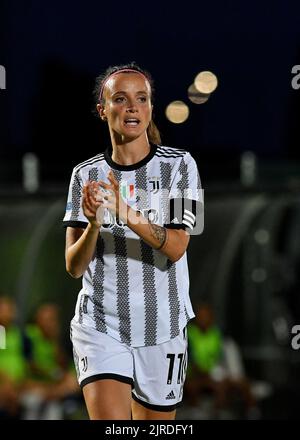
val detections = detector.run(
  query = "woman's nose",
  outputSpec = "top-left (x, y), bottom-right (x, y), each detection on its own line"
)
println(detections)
top-left (126, 99), bottom-right (138, 112)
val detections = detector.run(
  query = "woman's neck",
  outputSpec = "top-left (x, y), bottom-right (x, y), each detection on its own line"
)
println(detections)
top-left (111, 138), bottom-right (150, 166)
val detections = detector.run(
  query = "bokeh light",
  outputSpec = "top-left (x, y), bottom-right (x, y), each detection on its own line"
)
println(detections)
top-left (165, 100), bottom-right (189, 124)
top-left (188, 83), bottom-right (210, 104)
top-left (194, 71), bottom-right (218, 94)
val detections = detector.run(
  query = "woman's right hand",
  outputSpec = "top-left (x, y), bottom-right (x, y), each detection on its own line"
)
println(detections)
top-left (82, 181), bottom-right (105, 228)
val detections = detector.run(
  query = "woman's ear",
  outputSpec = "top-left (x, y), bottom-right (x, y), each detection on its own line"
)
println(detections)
top-left (97, 104), bottom-right (107, 121)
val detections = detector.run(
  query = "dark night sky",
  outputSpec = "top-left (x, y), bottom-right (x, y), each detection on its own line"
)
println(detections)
top-left (1, 0), bottom-right (300, 182)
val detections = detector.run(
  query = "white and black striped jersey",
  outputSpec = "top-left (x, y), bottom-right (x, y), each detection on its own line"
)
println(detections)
top-left (63, 144), bottom-right (203, 347)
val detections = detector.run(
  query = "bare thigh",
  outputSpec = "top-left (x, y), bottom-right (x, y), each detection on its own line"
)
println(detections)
top-left (83, 379), bottom-right (132, 420)
top-left (131, 398), bottom-right (176, 420)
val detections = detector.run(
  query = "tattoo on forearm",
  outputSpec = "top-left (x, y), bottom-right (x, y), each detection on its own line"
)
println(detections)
top-left (149, 224), bottom-right (167, 250)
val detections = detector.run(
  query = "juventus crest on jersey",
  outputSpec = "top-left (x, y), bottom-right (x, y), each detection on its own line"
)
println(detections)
top-left (63, 144), bottom-right (203, 347)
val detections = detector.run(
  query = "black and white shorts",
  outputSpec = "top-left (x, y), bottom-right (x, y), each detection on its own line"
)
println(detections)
top-left (70, 320), bottom-right (188, 412)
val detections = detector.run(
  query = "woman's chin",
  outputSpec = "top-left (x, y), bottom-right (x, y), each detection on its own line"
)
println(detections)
top-left (121, 132), bottom-right (144, 143)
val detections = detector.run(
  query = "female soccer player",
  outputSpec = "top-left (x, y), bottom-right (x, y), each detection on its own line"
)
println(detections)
top-left (63, 62), bottom-right (203, 420)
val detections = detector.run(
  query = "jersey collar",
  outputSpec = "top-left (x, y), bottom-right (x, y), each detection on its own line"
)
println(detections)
top-left (104, 143), bottom-right (157, 171)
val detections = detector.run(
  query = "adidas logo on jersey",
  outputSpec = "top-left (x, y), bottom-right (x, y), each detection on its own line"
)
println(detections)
top-left (165, 390), bottom-right (176, 400)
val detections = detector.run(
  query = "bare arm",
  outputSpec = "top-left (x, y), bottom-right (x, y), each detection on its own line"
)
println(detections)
top-left (126, 206), bottom-right (190, 262)
top-left (65, 224), bottom-right (100, 278)
top-left (65, 181), bottom-right (104, 278)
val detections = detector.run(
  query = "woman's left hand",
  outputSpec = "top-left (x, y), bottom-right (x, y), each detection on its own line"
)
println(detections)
top-left (98, 170), bottom-right (128, 222)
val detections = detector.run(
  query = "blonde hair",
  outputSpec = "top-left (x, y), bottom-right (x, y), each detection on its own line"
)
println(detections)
top-left (147, 120), bottom-right (161, 145)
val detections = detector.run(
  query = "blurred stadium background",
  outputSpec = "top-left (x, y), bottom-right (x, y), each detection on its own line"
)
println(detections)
top-left (1, 0), bottom-right (300, 420)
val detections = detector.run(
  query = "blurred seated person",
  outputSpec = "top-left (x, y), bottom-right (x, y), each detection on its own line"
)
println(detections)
top-left (26, 304), bottom-right (69, 382)
top-left (21, 304), bottom-right (80, 419)
top-left (0, 296), bottom-right (29, 419)
top-left (0, 298), bottom-right (80, 419)
top-left (185, 303), bottom-right (257, 418)
top-left (185, 303), bottom-right (225, 408)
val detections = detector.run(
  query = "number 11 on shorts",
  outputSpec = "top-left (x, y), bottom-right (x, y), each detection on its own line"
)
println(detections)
top-left (166, 353), bottom-right (185, 384)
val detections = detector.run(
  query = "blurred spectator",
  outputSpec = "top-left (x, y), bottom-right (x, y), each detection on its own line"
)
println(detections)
top-left (0, 297), bottom-right (81, 419)
top-left (26, 304), bottom-right (68, 382)
top-left (185, 303), bottom-right (258, 419)
top-left (0, 296), bottom-right (29, 419)
top-left (21, 303), bottom-right (80, 419)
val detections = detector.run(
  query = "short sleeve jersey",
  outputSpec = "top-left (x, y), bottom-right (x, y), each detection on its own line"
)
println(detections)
top-left (63, 144), bottom-right (203, 347)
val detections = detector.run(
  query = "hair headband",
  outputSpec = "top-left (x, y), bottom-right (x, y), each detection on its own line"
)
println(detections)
top-left (98, 69), bottom-right (149, 103)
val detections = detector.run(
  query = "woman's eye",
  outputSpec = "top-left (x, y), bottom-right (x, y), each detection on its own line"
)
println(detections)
top-left (138, 96), bottom-right (147, 102)
top-left (115, 96), bottom-right (125, 103)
